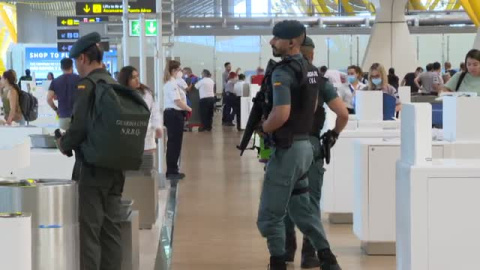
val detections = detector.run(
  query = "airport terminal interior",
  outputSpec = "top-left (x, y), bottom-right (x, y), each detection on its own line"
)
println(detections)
top-left (1, 0), bottom-right (480, 269)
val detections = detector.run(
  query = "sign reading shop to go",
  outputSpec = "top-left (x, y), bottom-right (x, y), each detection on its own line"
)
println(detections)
top-left (129, 20), bottom-right (159, 37)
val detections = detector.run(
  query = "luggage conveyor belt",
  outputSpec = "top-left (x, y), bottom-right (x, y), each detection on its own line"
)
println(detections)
top-left (154, 181), bottom-right (180, 270)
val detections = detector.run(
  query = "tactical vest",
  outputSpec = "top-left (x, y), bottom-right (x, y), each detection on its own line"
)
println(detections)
top-left (310, 76), bottom-right (328, 138)
top-left (267, 56), bottom-right (319, 148)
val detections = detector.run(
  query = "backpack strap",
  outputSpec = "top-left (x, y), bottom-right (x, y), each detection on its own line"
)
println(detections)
top-left (455, 72), bottom-right (467, 92)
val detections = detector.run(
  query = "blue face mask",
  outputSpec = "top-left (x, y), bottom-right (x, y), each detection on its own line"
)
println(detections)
top-left (372, 78), bottom-right (382, 86)
top-left (347, 75), bottom-right (357, 84)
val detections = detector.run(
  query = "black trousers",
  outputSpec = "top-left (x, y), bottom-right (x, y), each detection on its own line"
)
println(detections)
top-left (73, 160), bottom-right (125, 270)
top-left (222, 93), bottom-right (234, 123)
top-left (233, 96), bottom-right (241, 129)
top-left (199, 97), bottom-right (215, 130)
top-left (164, 109), bottom-right (185, 175)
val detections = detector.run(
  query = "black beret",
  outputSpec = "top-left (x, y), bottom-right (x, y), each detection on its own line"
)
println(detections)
top-left (302, 36), bottom-right (315, 48)
top-left (272, 20), bottom-right (306, 40)
top-left (69, 32), bottom-right (101, 59)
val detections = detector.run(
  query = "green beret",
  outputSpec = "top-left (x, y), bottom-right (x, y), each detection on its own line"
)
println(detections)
top-left (69, 32), bottom-right (101, 59)
top-left (302, 36), bottom-right (315, 48)
top-left (272, 20), bottom-right (306, 40)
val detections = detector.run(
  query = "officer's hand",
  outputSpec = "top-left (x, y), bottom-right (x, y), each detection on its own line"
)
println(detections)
top-left (56, 138), bottom-right (66, 156)
top-left (320, 130), bottom-right (339, 165)
top-left (321, 130), bottom-right (339, 149)
top-left (255, 124), bottom-right (267, 139)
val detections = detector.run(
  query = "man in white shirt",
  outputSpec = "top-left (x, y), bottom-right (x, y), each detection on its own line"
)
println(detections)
top-left (232, 74), bottom-right (249, 131)
top-left (195, 69), bottom-right (216, 132)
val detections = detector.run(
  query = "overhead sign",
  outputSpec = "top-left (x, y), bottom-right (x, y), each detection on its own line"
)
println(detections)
top-left (57, 16), bottom-right (109, 27)
top-left (57, 42), bottom-right (111, 53)
top-left (76, 1), bottom-right (156, 15)
top-left (129, 20), bottom-right (158, 36)
top-left (57, 42), bottom-right (75, 53)
top-left (57, 29), bottom-right (80, 40)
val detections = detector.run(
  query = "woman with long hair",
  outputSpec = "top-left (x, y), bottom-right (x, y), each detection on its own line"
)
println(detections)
top-left (1, 70), bottom-right (25, 125)
top-left (364, 63), bottom-right (401, 112)
top-left (118, 66), bottom-right (162, 162)
top-left (163, 60), bottom-right (192, 180)
top-left (444, 49), bottom-right (480, 94)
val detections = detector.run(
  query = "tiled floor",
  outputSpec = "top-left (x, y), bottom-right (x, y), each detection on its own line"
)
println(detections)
top-left (169, 121), bottom-right (396, 269)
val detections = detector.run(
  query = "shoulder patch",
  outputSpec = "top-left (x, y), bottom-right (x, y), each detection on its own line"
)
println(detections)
top-left (274, 82), bottom-right (282, 86)
top-left (77, 85), bottom-right (86, 90)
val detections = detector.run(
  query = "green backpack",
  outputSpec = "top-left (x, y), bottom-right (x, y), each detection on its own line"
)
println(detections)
top-left (80, 78), bottom-right (150, 171)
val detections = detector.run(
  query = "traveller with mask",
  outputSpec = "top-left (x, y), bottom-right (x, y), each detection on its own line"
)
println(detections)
top-left (364, 63), bottom-right (401, 112)
top-left (337, 65), bottom-right (365, 114)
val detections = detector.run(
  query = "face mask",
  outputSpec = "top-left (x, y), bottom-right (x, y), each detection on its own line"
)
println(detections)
top-left (176, 71), bottom-right (183, 79)
top-left (372, 78), bottom-right (382, 86)
top-left (347, 75), bottom-right (357, 84)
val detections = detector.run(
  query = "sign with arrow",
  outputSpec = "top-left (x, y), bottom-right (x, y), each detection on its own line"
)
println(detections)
top-left (57, 42), bottom-right (76, 53)
top-left (57, 41), bottom-right (111, 53)
top-left (57, 30), bottom-right (80, 40)
top-left (57, 16), bottom-right (108, 27)
top-left (129, 20), bottom-right (158, 37)
top-left (76, 0), bottom-right (156, 15)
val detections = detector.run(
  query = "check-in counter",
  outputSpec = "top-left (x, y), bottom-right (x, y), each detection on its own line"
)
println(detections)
top-left (397, 159), bottom-right (480, 270)
top-left (0, 126), bottom-right (43, 139)
top-left (10, 148), bottom-right (75, 180)
top-left (353, 134), bottom-right (480, 255)
top-left (395, 103), bottom-right (480, 269)
top-left (321, 128), bottom-right (401, 223)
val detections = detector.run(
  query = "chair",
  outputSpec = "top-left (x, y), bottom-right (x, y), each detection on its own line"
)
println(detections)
top-left (383, 93), bottom-right (397, 121)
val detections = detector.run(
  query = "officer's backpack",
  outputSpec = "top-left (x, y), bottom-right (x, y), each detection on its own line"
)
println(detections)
top-left (17, 89), bottom-right (38, 122)
top-left (81, 78), bottom-right (150, 171)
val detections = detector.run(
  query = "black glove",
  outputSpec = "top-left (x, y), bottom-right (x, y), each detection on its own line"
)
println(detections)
top-left (54, 129), bottom-right (73, 157)
top-left (320, 130), bottom-right (339, 165)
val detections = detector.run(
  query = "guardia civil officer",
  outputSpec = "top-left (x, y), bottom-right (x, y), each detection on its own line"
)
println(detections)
top-left (284, 37), bottom-right (348, 269)
top-left (257, 21), bottom-right (337, 270)
top-left (57, 32), bottom-right (125, 270)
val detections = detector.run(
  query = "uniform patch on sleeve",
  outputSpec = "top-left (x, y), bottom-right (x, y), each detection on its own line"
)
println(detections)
top-left (77, 85), bottom-right (86, 90)
top-left (273, 82), bottom-right (282, 86)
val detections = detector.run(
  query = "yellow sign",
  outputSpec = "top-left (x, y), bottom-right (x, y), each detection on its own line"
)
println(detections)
top-left (67, 19), bottom-right (74, 26)
top-left (93, 4), bottom-right (102, 13)
top-left (83, 4), bottom-right (91, 13)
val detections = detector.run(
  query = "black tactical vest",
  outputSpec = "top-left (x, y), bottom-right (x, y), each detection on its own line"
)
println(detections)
top-left (268, 56), bottom-right (319, 147)
top-left (310, 76), bottom-right (328, 138)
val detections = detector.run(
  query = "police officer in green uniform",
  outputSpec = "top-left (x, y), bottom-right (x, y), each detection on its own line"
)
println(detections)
top-left (57, 32), bottom-right (125, 270)
top-left (257, 21), bottom-right (339, 270)
top-left (284, 37), bottom-right (349, 269)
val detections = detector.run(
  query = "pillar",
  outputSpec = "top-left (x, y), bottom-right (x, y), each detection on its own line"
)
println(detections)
top-left (474, 27), bottom-right (480, 50)
top-left (362, 0), bottom-right (417, 80)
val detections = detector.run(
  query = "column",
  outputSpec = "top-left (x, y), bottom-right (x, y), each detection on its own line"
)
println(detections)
top-left (362, 0), bottom-right (417, 80)
top-left (474, 27), bottom-right (480, 50)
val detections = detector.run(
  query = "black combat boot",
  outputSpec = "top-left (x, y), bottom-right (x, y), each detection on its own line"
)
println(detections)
top-left (318, 249), bottom-right (342, 270)
top-left (300, 237), bottom-right (320, 268)
top-left (268, 255), bottom-right (287, 270)
top-left (285, 230), bottom-right (297, 262)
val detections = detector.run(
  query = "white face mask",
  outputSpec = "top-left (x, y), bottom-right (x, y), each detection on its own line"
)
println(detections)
top-left (176, 71), bottom-right (183, 79)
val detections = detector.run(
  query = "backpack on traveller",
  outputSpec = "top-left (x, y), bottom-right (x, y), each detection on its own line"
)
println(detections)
top-left (17, 89), bottom-right (38, 122)
top-left (80, 78), bottom-right (151, 171)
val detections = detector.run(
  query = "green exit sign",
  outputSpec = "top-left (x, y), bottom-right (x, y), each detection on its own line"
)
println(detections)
top-left (129, 20), bottom-right (158, 36)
